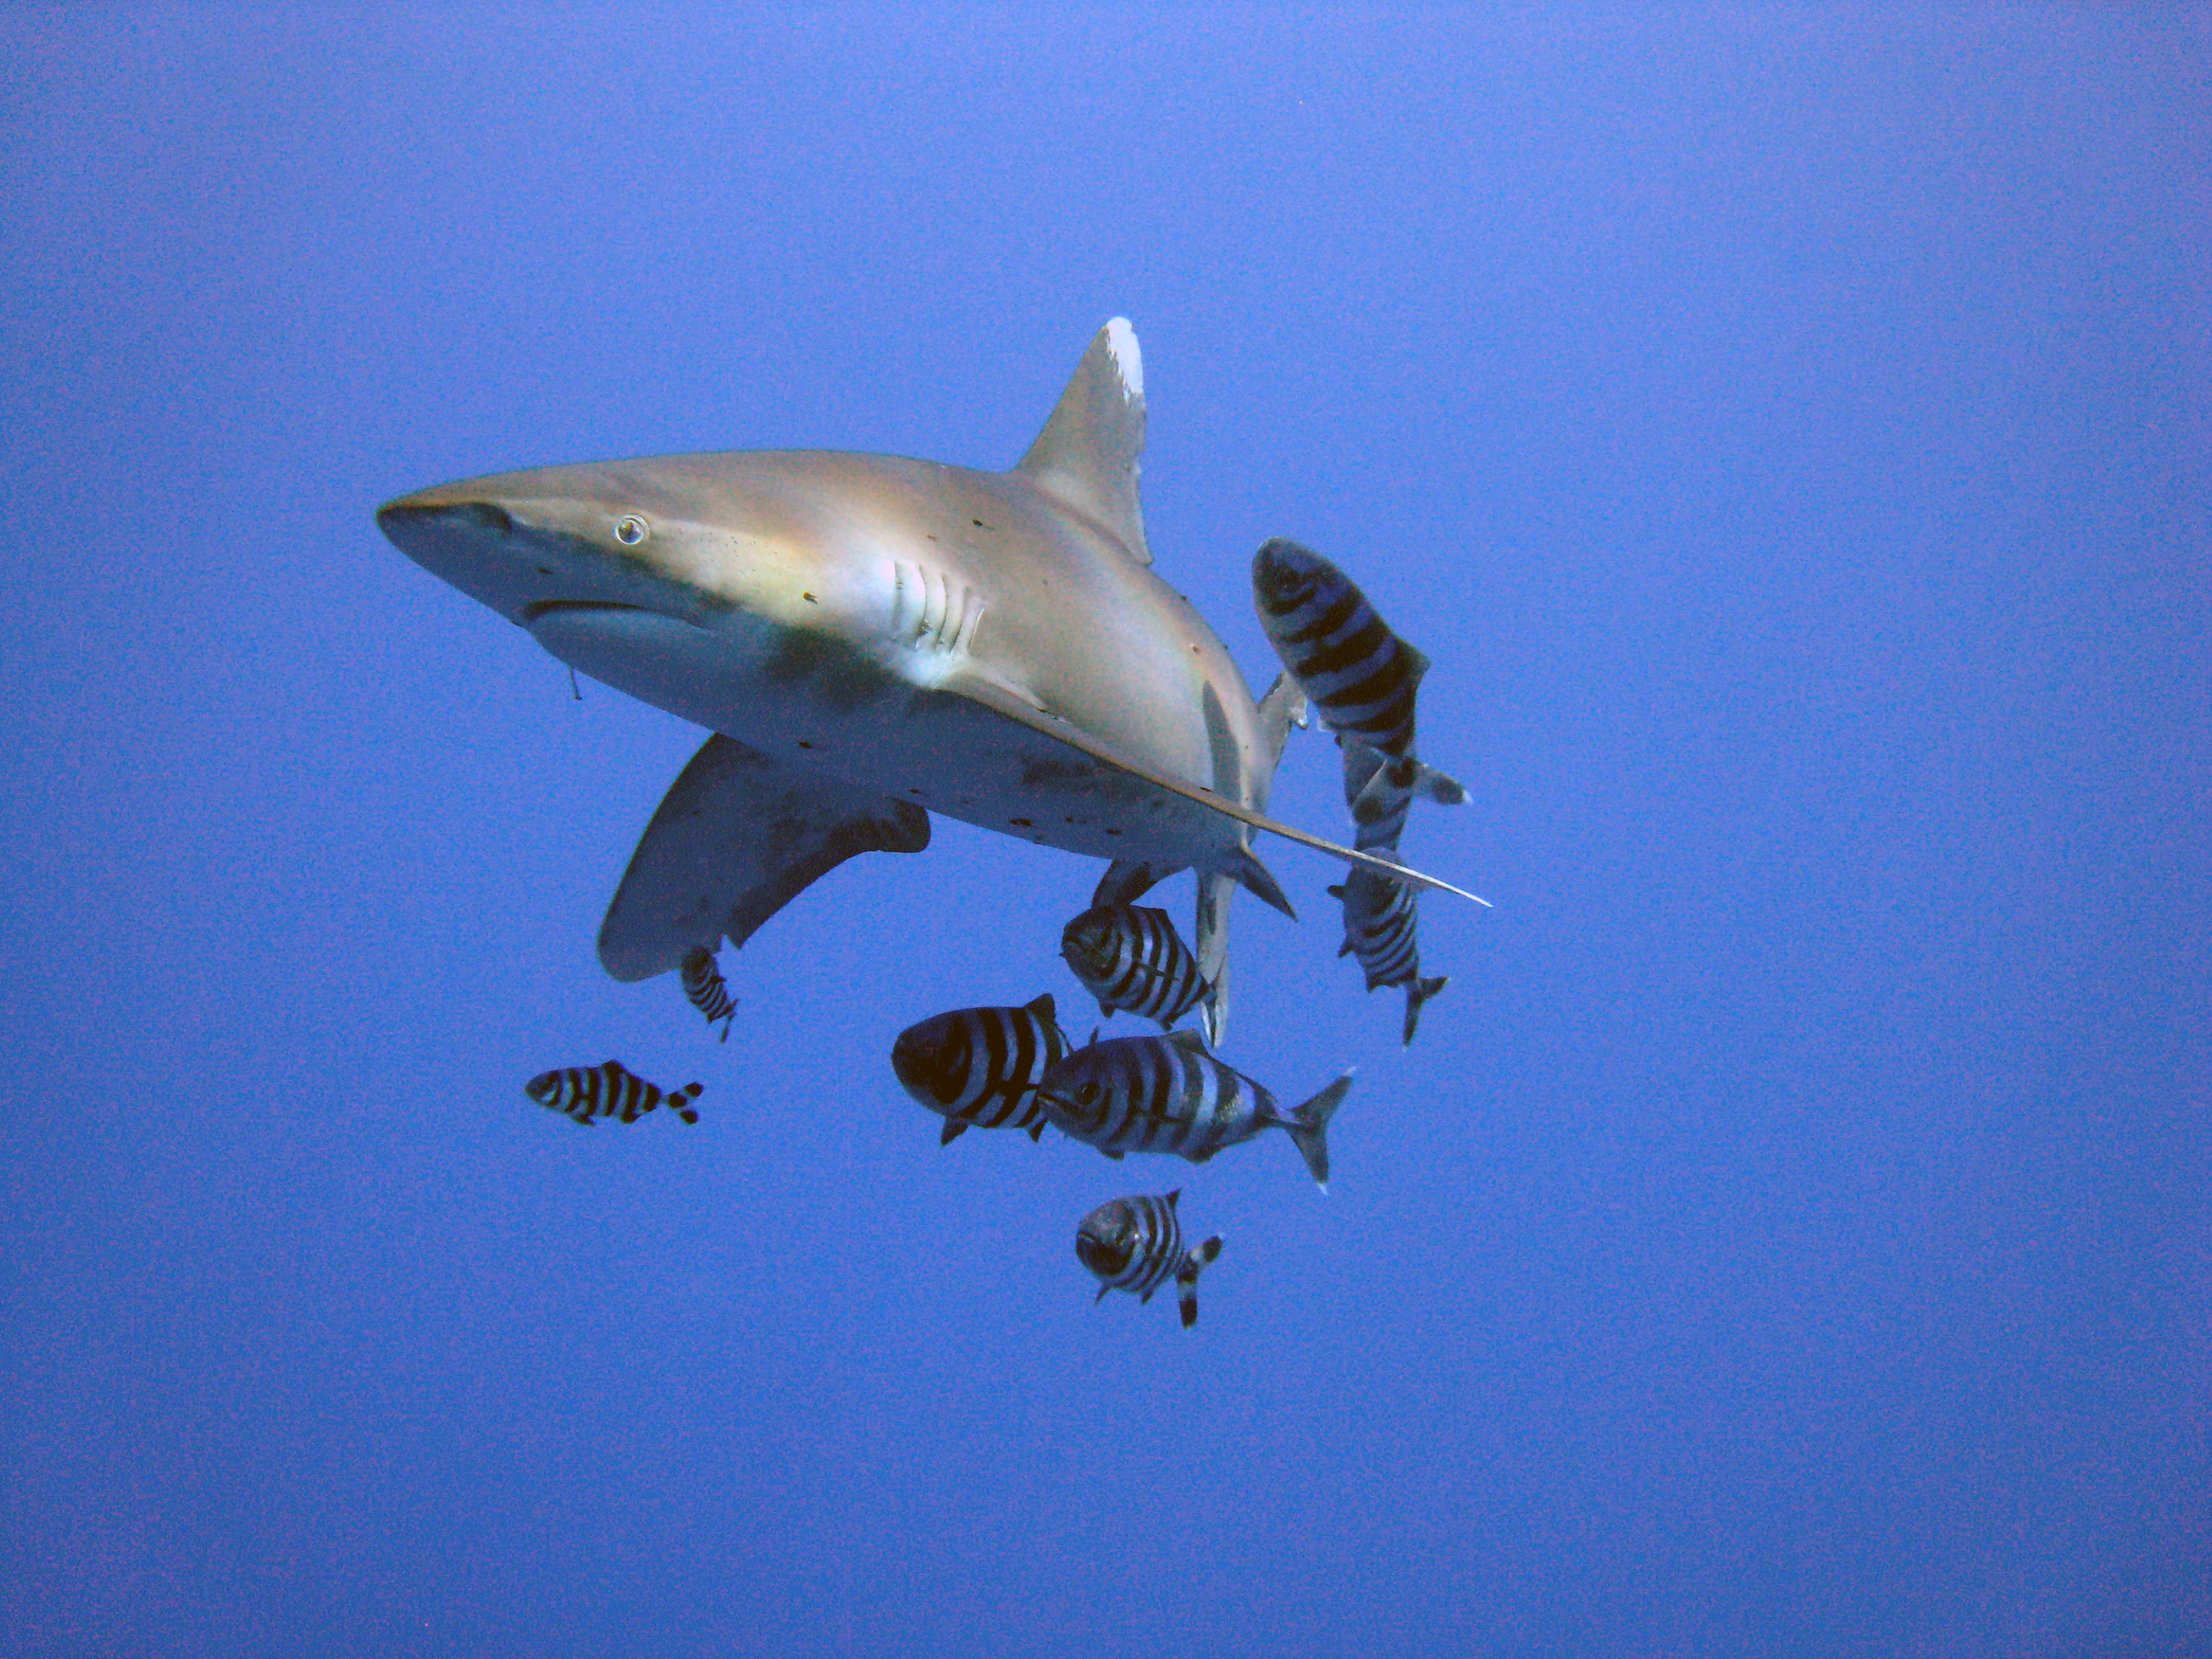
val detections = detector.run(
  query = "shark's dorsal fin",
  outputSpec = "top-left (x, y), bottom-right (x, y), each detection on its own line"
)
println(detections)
top-left (1015, 318), bottom-right (1149, 567)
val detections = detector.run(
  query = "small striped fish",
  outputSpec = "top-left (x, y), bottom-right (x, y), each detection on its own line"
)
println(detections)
top-left (1076, 1190), bottom-right (1223, 1329)
top-left (891, 994), bottom-right (1070, 1145)
top-left (1036, 1030), bottom-right (1352, 1189)
top-left (1059, 903), bottom-right (1211, 1029)
top-left (524, 1060), bottom-right (703, 1127)
top-left (1252, 536), bottom-right (1465, 842)
top-left (680, 945), bottom-right (737, 1041)
top-left (1328, 867), bottom-right (1449, 1046)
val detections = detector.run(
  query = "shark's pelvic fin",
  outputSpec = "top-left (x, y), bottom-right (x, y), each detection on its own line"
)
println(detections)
top-left (598, 733), bottom-right (930, 981)
top-left (1014, 318), bottom-right (1149, 567)
top-left (1092, 858), bottom-right (1184, 909)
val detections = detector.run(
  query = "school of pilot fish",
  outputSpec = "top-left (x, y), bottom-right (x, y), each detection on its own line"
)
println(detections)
top-left (376, 319), bottom-right (1480, 1330)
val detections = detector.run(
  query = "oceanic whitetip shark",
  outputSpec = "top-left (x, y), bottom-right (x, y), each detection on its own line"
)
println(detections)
top-left (377, 320), bottom-right (1478, 1043)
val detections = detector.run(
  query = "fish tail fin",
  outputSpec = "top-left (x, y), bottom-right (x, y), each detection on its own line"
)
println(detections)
top-left (1403, 976), bottom-right (1449, 1046)
top-left (1414, 762), bottom-right (1466, 805)
top-left (1177, 1235), bottom-right (1223, 1329)
top-left (670, 1082), bottom-right (703, 1125)
top-left (1286, 1071), bottom-right (1354, 1191)
top-left (1195, 870), bottom-right (1236, 1047)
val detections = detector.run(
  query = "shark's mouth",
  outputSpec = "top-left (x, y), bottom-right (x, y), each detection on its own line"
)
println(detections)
top-left (525, 601), bottom-right (729, 729)
top-left (518, 598), bottom-right (683, 628)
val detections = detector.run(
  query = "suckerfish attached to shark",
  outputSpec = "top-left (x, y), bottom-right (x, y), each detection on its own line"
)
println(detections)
top-left (377, 320), bottom-right (1479, 1043)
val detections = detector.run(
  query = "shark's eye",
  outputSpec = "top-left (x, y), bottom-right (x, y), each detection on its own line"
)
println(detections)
top-left (615, 515), bottom-right (649, 547)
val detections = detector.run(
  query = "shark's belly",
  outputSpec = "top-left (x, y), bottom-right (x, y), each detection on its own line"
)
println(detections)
top-left (529, 603), bottom-right (1238, 870)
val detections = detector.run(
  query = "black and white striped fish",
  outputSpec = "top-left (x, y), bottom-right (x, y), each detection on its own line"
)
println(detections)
top-left (1035, 1030), bottom-right (1352, 1189)
top-left (1075, 1190), bottom-right (1223, 1329)
top-left (1251, 536), bottom-right (1465, 843)
top-left (680, 945), bottom-right (737, 1042)
top-left (524, 1060), bottom-right (703, 1126)
top-left (1059, 903), bottom-right (1211, 1030)
top-left (891, 994), bottom-right (1070, 1145)
top-left (1328, 866), bottom-right (1449, 1046)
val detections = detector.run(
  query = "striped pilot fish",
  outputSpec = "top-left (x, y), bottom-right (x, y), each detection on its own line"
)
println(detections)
top-left (891, 994), bottom-right (1070, 1145)
top-left (1328, 866), bottom-right (1449, 1046)
top-left (1036, 1030), bottom-right (1353, 1190)
top-left (1076, 1190), bottom-right (1223, 1329)
top-left (680, 945), bottom-right (737, 1042)
top-left (1059, 902), bottom-right (1211, 1029)
top-left (1251, 536), bottom-right (1465, 847)
top-left (524, 1060), bottom-right (703, 1126)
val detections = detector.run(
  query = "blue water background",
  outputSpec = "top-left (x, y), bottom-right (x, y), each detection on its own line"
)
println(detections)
top-left (2, 10), bottom-right (2206, 1656)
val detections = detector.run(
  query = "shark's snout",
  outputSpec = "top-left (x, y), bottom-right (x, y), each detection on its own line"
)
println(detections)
top-left (377, 498), bottom-right (513, 539)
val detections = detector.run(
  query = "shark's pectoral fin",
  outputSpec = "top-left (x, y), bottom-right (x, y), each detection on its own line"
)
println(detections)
top-left (597, 733), bottom-right (930, 982)
top-left (1092, 858), bottom-right (1184, 909)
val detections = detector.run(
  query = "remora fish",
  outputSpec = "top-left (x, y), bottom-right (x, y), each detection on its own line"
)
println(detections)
top-left (1059, 902), bottom-right (1210, 1030)
top-left (1251, 537), bottom-right (1467, 850)
top-left (1076, 1190), bottom-right (1222, 1329)
top-left (525, 1060), bottom-right (703, 1126)
top-left (1035, 1030), bottom-right (1352, 1190)
top-left (1328, 866), bottom-right (1449, 1045)
top-left (890, 994), bottom-right (1069, 1144)
top-left (377, 323), bottom-right (1480, 1046)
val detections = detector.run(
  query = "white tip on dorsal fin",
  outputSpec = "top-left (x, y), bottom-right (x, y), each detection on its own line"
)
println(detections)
top-left (1015, 318), bottom-right (1150, 566)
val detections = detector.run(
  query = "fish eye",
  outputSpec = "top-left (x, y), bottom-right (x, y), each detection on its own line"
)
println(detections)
top-left (1076, 1082), bottom-right (1099, 1105)
top-left (615, 515), bottom-right (649, 546)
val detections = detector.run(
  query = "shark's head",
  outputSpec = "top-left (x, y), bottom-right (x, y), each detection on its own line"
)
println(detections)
top-left (375, 459), bottom-right (815, 631)
top-left (377, 455), bottom-right (882, 729)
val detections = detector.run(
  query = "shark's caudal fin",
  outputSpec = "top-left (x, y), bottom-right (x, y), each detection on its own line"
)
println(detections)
top-left (598, 733), bottom-right (930, 981)
top-left (1285, 1070), bottom-right (1354, 1192)
top-left (1015, 318), bottom-right (1148, 567)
